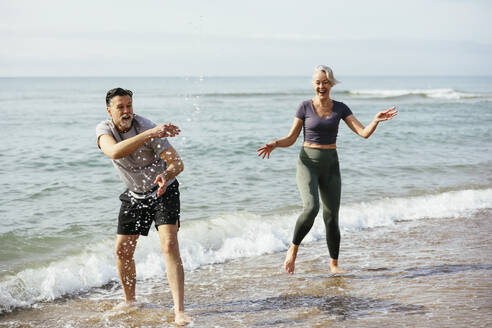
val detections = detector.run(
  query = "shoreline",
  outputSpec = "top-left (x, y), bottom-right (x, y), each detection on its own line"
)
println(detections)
top-left (1, 209), bottom-right (491, 327)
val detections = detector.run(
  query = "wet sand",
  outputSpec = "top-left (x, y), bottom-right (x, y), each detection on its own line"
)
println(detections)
top-left (1, 208), bottom-right (491, 327)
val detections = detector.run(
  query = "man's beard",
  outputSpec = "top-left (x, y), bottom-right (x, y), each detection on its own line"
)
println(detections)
top-left (117, 114), bottom-right (133, 132)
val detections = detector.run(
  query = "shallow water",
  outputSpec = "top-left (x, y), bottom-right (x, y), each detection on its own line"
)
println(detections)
top-left (1, 208), bottom-right (490, 327)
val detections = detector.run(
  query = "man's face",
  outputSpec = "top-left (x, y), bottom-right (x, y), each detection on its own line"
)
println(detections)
top-left (107, 95), bottom-right (134, 133)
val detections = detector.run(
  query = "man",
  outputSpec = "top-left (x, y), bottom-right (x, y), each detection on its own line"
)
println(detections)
top-left (96, 88), bottom-right (189, 325)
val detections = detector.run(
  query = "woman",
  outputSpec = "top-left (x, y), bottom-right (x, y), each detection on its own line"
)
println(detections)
top-left (257, 65), bottom-right (397, 274)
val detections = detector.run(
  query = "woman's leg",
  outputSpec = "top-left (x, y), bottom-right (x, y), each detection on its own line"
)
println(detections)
top-left (293, 157), bottom-right (320, 245)
top-left (318, 151), bottom-right (343, 273)
top-left (285, 155), bottom-right (320, 274)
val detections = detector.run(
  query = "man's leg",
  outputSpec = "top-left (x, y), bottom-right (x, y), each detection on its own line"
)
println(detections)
top-left (115, 234), bottom-right (139, 303)
top-left (157, 223), bottom-right (189, 325)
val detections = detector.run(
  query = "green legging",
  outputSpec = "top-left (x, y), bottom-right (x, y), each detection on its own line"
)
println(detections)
top-left (293, 147), bottom-right (341, 259)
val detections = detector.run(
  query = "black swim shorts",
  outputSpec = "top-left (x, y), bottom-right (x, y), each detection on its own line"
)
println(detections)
top-left (117, 180), bottom-right (180, 236)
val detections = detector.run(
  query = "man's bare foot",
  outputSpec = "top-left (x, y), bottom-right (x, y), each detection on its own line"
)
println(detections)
top-left (174, 311), bottom-right (191, 326)
top-left (284, 244), bottom-right (299, 274)
top-left (330, 259), bottom-right (345, 274)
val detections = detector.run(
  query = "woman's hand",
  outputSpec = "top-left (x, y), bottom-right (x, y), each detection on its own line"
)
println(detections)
top-left (373, 107), bottom-right (398, 123)
top-left (257, 141), bottom-right (277, 159)
top-left (256, 118), bottom-right (302, 159)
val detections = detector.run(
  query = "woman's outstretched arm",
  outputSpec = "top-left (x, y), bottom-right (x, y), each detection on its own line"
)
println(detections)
top-left (257, 118), bottom-right (303, 159)
top-left (344, 106), bottom-right (397, 139)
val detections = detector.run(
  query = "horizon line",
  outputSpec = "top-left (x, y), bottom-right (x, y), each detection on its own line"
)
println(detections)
top-left (1, 74), bottom-right (492, 79)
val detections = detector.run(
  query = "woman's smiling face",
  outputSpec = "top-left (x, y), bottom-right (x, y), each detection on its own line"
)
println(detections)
top-left (312, 71), bottom-right (332, 99)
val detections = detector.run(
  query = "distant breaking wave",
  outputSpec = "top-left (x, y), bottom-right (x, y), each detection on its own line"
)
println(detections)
top-left (196, 91), bottom-right (309, 98)
top-left (339, 88), bottom-right (484, 100)
top-left (0, 188), bottom-right (491, 313)
top-left (187, 88), bottom-right (488, 100)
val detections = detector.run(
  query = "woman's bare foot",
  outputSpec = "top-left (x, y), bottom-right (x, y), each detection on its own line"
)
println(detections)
top-left (174, 311), bottom-right (191, 326)
top-left (330, 258), bottom-right (345, 274)
top-left (284, 244), bottom-right (299, 274)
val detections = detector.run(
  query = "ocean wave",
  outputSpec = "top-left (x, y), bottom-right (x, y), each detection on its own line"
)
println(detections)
top-left (339, 88), bottom-right (485, 100)
top-left (1, 188), bottom-right (491, 313)
top-left (194, 91), bottom-right (310, 98)
top-left (181, 88), bottom-right (488, 101)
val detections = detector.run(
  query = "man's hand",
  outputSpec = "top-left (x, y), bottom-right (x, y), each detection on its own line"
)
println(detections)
top-left (153, 174), bottom-right (167, 197)
top-left (148, 123), bottom-right (181, 139)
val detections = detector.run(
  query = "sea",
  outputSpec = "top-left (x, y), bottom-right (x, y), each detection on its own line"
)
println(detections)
top-left (0, 76), bottom-right (491, 327)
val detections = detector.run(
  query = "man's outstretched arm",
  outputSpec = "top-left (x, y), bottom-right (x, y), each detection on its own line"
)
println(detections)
top-left (98, 123), bottom-right (180, 159)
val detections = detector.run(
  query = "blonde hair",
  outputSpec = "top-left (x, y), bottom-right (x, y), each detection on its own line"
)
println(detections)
top-left (313, 65), bottom-right (340, 85)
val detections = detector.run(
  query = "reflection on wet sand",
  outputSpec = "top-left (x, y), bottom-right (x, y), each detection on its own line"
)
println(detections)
top-left (196, 294), bottom-right (427, 319)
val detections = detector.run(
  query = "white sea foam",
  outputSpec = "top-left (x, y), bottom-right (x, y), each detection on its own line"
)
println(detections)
top-left (0, 240), bottom-right (117, 312)
top-left (1, 188), bottom-right (491, 313)
top-left (346, 88), bottom-right (480, 100)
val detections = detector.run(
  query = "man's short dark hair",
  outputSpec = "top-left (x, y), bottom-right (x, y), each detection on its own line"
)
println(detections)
top-left (106, 88), bottom-right (133, 107)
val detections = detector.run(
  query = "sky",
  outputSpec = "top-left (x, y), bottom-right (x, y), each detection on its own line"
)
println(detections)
top-left (1, 0), bottom-right (491, 76)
